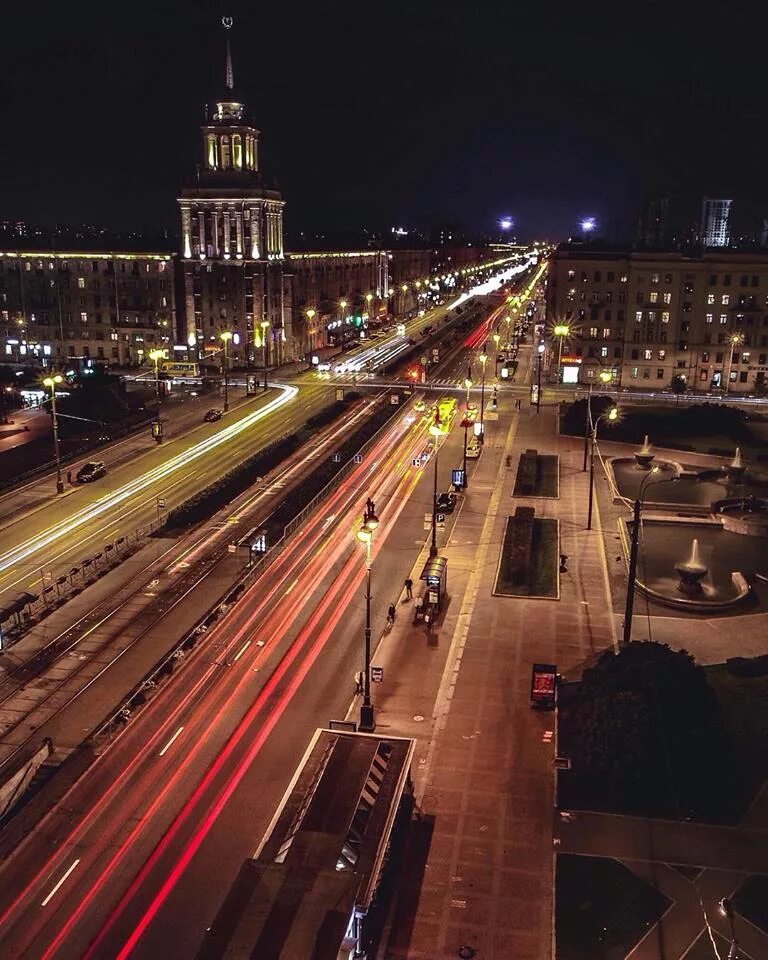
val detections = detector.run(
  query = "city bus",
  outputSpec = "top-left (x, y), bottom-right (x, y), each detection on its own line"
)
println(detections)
top-left (160, 360), bottom-right (200, 378)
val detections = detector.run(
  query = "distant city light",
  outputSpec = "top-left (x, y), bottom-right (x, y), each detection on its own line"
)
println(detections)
top-left (391, 226), bottom-right (408, 236)
top-left (499, 217), bottom-right (514, 231)
top-left (580, 217), bottom-right (597, 233)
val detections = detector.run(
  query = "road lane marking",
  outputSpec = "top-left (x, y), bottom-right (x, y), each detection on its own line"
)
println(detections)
top-left (284, 578), bottom-right (299, 595)
top-left (233, 639), bottom-right (251, 662)
top-left (41, 859), bottom-right (81, 906)
top-left (158, 726), bottom-right (184, 757)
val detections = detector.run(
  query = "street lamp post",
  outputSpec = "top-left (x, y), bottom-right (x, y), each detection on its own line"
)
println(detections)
top-left (462, 371), bottom-right (472, 488)
top-left (724, 333), bottom-right (743, 396)
top-left (536, 343), bottom-right (544, 413)
top-left (219, 331), bottom-right (232, 411)
top-left (43, 374), bottom-right (65, 494)
top-left (356, 501), bottom-right (379, 733)
top-left (148, 349), bottom-right (165, 400)
top-left (428, 409), bottom-right (446, 558)
top-left (587, 406), bottom-right (618, 530)
top-left (553, 323), bottom-right (570, 382)
top-left (492, 331), bottom-right (501, 374)
top-left (305, 308), bottom-right (316, 369)
top-left (478, 347), bottom-right (488, 444)
top-left (260, 321), bottom-right (270, 390)
top-left (583, 370), bottom-right (614, 471)
top-left (623, 467), bottom-right (679, 646)
top-left (719, 898), bottom-right (740, 960)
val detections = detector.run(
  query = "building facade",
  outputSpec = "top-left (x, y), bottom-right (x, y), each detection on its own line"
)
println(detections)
top-left (177, 28), bottom-right (293, 367)
top-left (546, 245), bottom-right (768, 393)
top-left (0, 251), bottom-right (174, 367)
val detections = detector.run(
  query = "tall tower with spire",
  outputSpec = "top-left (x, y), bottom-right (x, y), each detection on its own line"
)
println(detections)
top-left (178, 17), bottom-right (293, 366)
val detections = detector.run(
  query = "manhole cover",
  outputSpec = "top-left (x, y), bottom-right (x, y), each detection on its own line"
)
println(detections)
top-left (413, 714), bottom-right (424, 722)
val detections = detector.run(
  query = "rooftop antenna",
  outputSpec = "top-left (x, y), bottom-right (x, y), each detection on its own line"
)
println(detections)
top-left (223, 16), bottom-right (234, 90)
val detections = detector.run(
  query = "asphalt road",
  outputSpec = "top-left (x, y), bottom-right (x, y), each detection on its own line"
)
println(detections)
top-left (0, 389), bottom-right (448, 959)
top-left (0, 381), bottom-right (334, 611)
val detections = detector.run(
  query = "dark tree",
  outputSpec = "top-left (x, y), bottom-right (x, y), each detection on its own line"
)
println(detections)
top-left (670, 375), bottom-right (687, 403)
top-left (565, 642), bottom-right (721, 817)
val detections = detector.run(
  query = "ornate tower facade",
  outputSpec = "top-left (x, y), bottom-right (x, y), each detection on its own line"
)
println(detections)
top-left (179, 19), bottom-right (293, 366)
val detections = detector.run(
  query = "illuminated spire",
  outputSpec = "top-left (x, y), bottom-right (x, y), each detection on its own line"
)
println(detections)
top-left (222, 16), bottom-right (234, 90)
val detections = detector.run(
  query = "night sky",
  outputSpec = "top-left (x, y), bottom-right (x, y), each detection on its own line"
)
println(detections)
top-left (2, 0), bottom-right (767, 242)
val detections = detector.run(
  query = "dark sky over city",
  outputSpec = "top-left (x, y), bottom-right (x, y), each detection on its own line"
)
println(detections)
top-left (2, 0), bottom-right (767, 242)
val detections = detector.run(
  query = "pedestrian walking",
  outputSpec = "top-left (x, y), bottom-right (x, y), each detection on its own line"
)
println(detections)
top-left (355, 671), bottom-right (364, 695)
top-left (387, 603), bottom-right (396, 627)
top-left (404, 577), bottom-right (413, 600)
top-left (66, 469), bottom-right (72, 484)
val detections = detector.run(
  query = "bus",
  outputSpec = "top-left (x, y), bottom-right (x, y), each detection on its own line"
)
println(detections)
top-left (437, 396), bottom-right (457, 428)
top-left (160, 360), bottom-right (200, 378)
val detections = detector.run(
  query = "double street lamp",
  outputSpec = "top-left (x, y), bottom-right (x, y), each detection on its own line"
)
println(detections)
top-left (42, 374), bottom-right (65, 495)
top-left (219, 331), bottom-right (232, 411)
top-left (586, 405), bottom-right (618, 530)
top-left (356, 500), bottom-right (379, 733)
top-left (583, 370), bottom-right (614, 472)
top-left (623, 466), bottom-right (679, 646)
top-left (724, 332), bottom-right (744, 396)
top-left (259, 321), bottom-right (270, 390)
top-left (305, 308), bottom-right (316, 368)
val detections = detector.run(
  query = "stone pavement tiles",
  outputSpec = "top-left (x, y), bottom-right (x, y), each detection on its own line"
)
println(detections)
top-left (381, 402), bottom-right (616, 960)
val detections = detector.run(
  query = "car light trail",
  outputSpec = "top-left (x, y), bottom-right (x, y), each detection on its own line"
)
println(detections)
top-left (0, 384), bottom-right (298, 577)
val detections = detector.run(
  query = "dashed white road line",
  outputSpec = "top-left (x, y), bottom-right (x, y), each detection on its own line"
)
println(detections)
top-left (41, 859), bottom-right (81, 907)
top-left (158, 726), bottom-right (184, 757)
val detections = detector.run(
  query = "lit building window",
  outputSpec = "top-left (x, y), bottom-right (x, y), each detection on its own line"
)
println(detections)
top-left (706, 313), bottom-right (713, 323)
top-left (220, 135), bottom-right (231, 169)
top-left (663, 292), bottom-right (671, 304)
top-left (658, 350), bottom-right (666, 360)
top-left (207, 134), bottom-right (217, 169)
top-left (620, 275), bottom-right (628, 283)
top-left (722, 294), bottom-right (730, 305)
top-left (78, 277), bottom-right (85, 289)
top-left (602, 327), bottom-right (611, 338)
top-left (232, 134), bottom-right (242, 169)
top-left (644, 349), bottom-right (653, 360)
top-left (635, 310), bottom-right (642, 322)
top-left (80, 311), bottom-right (88, 323)
top-left (651, 273), bottom-right (660, 284)
top-left (661, 311), bottom-right (670, 323)
top-left (649, 291), bottom-right (658, 303)
top-left (600, 346), bottom-right (608, 357)
top-left (720, 314), bottom-right (728, 324)
top-left (589, 326), bottom-right (598, 338)
top-left (707, 293), bottom-right (715, 304)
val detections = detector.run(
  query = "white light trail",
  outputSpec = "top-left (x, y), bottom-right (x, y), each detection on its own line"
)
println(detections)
top-left (0, 384), bottom-right (298, 577)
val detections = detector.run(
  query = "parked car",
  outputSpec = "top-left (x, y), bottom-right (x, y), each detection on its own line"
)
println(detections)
top-left (204, 408), bottom-right (223, 422)
top-left (76, 460), bottom-right (107, 483)
top-left (436, 492), bottom-right (458, 513)
top-left (465, 440), bottom-right (481, 460)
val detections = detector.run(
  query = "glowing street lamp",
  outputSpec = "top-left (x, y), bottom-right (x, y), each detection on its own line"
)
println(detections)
top-left (462, 371), bottom-right (473, 487)
top-left (356, 499), bottom-right (379, 732)
top-left (260, 320), bottom-right (270, 390)
top-left (429, 409), bottom-right (447, 557)
top-left (499, 216), bottom-right (514, 231)
top-left (580, 217), bottom-right (597, 234)
top-left (724, 332), bottom-right (744, 396)
top-left (148, 348), bottom-right (165, 399)
top-left (553, 323), bottom-right (570, 380)
top-left (219, 331), bottom-right (233, 411)
top-left (305, 308), bottom-right (316, 366)
top-left (479, 348), bottom-right (488, 443)
top-left (42, 374), bottom-right (65, 494)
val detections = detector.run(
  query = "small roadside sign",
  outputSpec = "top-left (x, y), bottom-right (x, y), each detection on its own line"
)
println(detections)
top-left (437, 513), bottom-right (446, 529)
top-left (371, 666), bottom-right (384, 683)
top-left (353, 454), bottom-right (363, 463)
top-left (412, 458), bottom-right (421, 467)
top-left (228, 544), bottom-right (237, 554)
top-left (332, 453), bottom-right (341, 463)
top-left (157, 497), bottom-right (166, 509)
top-left (335, 388), bottom-right (345, 401)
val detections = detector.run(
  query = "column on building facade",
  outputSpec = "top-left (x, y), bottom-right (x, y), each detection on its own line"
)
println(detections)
top-left (212, 208), bottom-right (220, 257)
top-left (223, 210), bottom-right (231, 257)
top-left (198, 210), bottom-right (206, 258)
top-left (235, 207), bottom-right (244, 258)
top-left (182, 205), bottom-right (192, 259)
top-left (250, 203), bottom-right (260, 260)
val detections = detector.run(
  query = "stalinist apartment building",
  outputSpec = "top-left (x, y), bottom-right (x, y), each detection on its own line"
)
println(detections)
top-left (546, 244), bottom-right (768, 394)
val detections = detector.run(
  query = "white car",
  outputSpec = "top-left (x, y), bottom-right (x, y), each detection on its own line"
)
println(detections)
top-left (465, 441), bottom-right (481, 460)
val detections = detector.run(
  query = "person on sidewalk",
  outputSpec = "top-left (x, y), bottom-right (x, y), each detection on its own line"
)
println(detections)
top-left (387, 603), bottom-right (396, 627)
top-left (354, 671), bottom-right (364, 695)
top-left (404, 577), bottom-right (413, 600)
top-left (414, 595), bottom-right (423, 622)
top-left (66, 469), bottom-right (72, 485)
